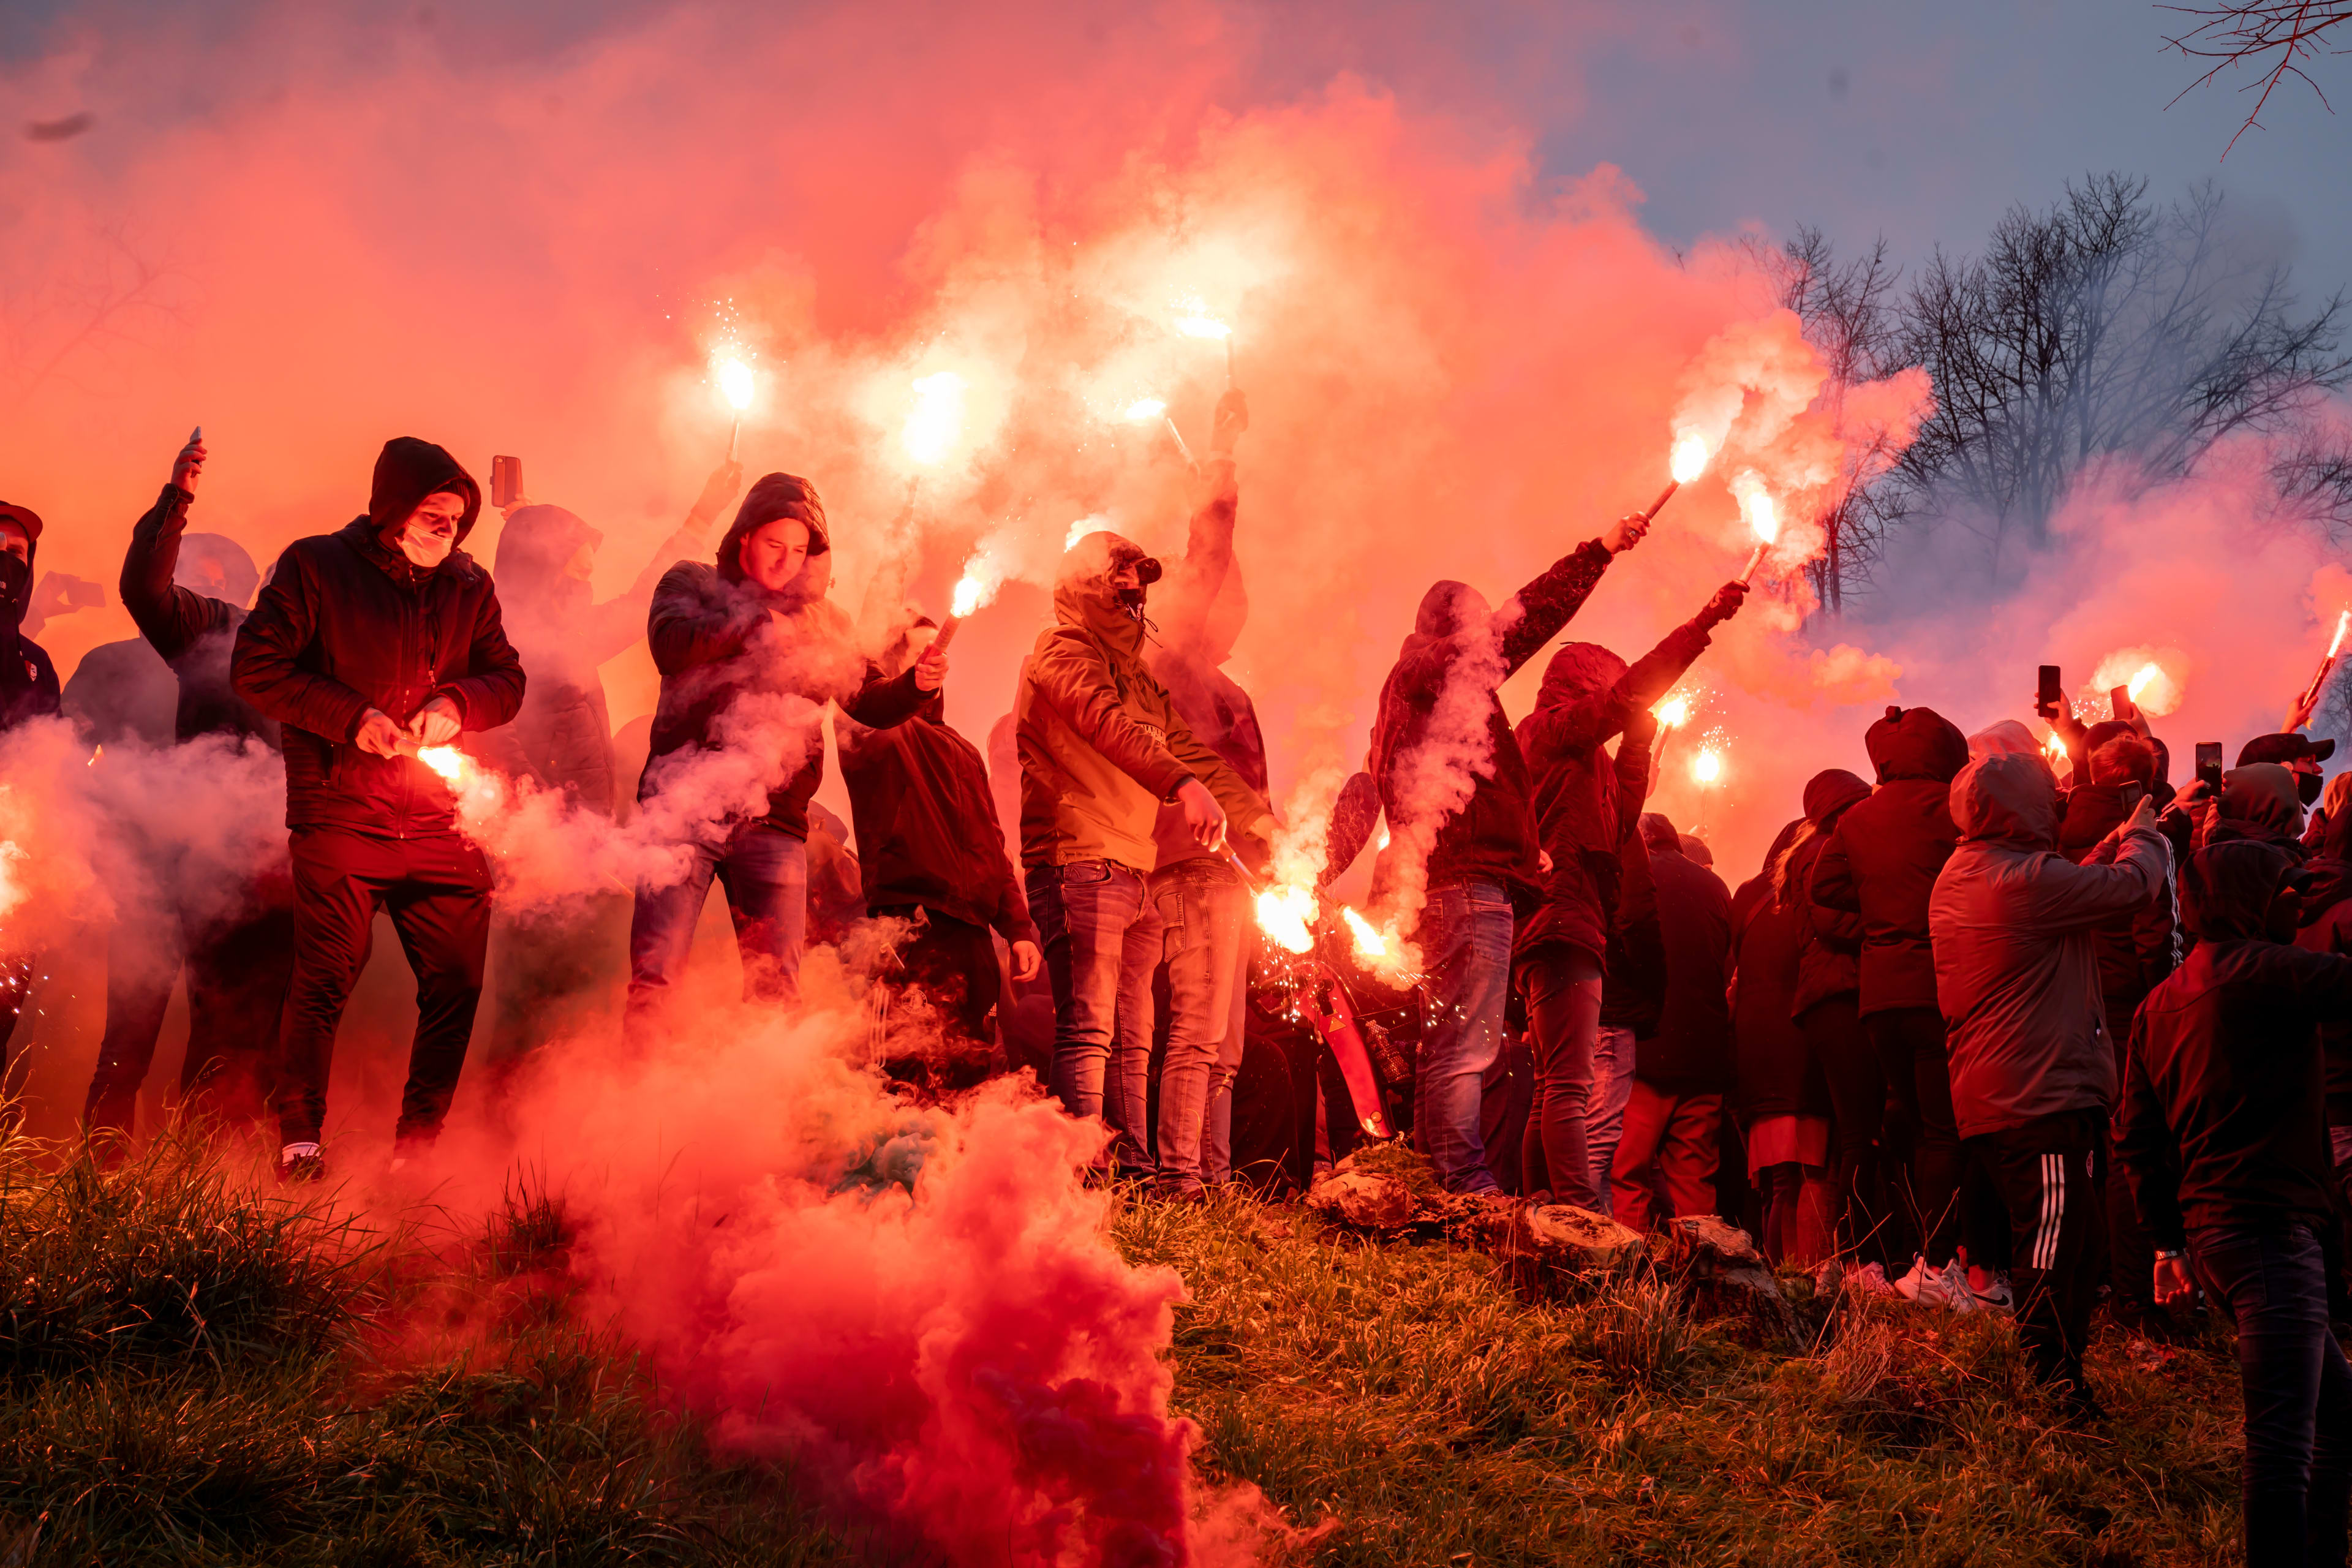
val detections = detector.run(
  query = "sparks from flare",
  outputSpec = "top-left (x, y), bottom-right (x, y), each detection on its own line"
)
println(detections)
top-left (902, 371), bottom-right (968, 467)
top-left (1255, 884), bottom-right (1316, 956)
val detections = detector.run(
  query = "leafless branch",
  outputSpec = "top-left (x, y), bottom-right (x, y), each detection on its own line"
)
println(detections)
top-left (2161, 1), bottom-right (2352, 155)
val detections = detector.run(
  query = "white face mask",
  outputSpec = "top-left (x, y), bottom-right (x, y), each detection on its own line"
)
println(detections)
top-left (396, 517), bottom-right (458, 568)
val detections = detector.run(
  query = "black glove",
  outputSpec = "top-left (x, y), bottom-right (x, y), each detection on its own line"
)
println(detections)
top-left (1697, 581), bottom-right (1747, 629)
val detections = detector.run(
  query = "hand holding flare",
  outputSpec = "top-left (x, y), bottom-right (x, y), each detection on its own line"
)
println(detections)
top-left (2290, 609), bottom-right (2352, 729)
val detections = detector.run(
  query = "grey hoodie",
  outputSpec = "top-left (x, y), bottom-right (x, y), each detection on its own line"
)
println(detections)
top-left (1930, 750), bottom-right (2171, 1138)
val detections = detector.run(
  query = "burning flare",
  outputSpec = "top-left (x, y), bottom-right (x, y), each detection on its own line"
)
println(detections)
top-left (1670, 429), bottom-right (1711, 484)
top-left (950, 573), bottom-right (989, 620)
top-left (1692, 746), bottom-right (1723, 786)
top-left (1173, 312), bottom-right (1230, 340)
top-left (1652, 693), bottom-right (1691, 729)
top-left (1255, 883), bottom-right (1316, 956)
top-left (416, 745), bottom-right (468, 782)
top-left (2127, 663), bottom-right (2160, 701)
top-left (714, 356), bottom-right (755, 412)
top-left (2332, 610), bottom-right (2351, 660)
top-left (1122, 396), bottom-right (1168, 422)
top-left (902, 371), bottom-right (968, 467)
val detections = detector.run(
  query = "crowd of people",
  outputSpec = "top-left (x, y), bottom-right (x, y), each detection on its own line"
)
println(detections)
top-left (4, 406), bottom-right (2352, 1562)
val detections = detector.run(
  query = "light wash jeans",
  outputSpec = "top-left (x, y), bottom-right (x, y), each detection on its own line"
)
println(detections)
top-left (1031, 861), bottom-right (1161, 1174)
top-left (1414, 880), bottom-right (1514, 1194)
top-left (1585, 1023), bottom-right (1638, 1216)
top-left (1150, 859), bottom-right (1250, 1192)
top-left (625, 821), bottom-right (807, 1049)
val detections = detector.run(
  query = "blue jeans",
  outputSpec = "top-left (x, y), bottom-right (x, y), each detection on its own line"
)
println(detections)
top-left (625, 821), bottom-right (807, 1047)
top-left (1203, 925), bottom-right (1257, 1183)
top-left (1586, 1024), bottom-right (1637, 1215)
top-left (1151, 859), bottom-right (1250, 1191)
top-left (2193, 1221), bottom-right (2352, 1567)
top-left (1031, 861), bottom-right (1160, 1174)
top-left (1415, 880), bottom-right (1514, 1194)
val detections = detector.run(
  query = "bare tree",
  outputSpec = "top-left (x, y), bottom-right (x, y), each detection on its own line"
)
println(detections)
top-left (1766, 227), bottom-right (1907, 614)
top-left (1883, 174), bottom-right (2351, 576)
top-left (2162, 1), bottom-right (2352, 153)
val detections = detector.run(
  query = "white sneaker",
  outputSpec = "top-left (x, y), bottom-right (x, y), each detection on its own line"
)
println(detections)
top-left (1893, 1254), bottom-right (1936, 1303)
top-left (1935, 1260), bottom-right (1977, 1314)
top-left (1972, 1272), bottom-right (2015, 1313)
top-left (1849, 1262), bottom-right (1898, 1296)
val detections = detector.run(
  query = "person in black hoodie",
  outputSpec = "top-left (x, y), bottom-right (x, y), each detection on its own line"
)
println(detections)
top-left (1368, 513), bottom-right (1653, 1194)
top-left (841, 616), bottom-right (1041, 1088)
top-left (1512, 581), bottom-right (1746, 1206)
top-left (1609, 811), bottom-right (1735, 1230)
top-left (1811, 705), bottom-right (1981, 1292)
top-left (626, 472), bottom-right (938, 1041)
top-left (0, 497), bottom-right (59, 1078)
top-left (84, 431), bottom-right (295, 1138)
top-left (232, 438), bottom-right (527, 1178)
top-left (2120, 840), bottom-right (2352, 1564)
top-left (472, 463), bottom-right (738, 1082)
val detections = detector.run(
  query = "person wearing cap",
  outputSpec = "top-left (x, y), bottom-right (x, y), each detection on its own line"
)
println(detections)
top-left (1017, 529), bottom-right (1267, 1183)
top-left (2241, 730), bottom-right (2336, 813)
top-left (83, 431), bottom-right (294, 1140)
top-left (626, 473), bottom-right (941, 1041)
top-left (232, 437), bottom-right (527, 1179)
top-left (470, 460), bottom-right (741, 1084)
top-left (0, 494), bottom-right (59, 1083)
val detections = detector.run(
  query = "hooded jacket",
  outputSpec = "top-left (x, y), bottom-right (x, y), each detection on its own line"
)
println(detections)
top-left (121, 483), bottom-right (276, 747)
top-left (1809, 706), bottom-right (1970, 1016)
top-left (1515, 614), bottom-right (1716, 965)
top-left (0, 499), bottom-right (61, 733)
top-left (1370, 541), bottom-right (1615, 906)
top-left (1785, 769), bottom-right (1871, 1017)
top-left (1929, 751), bottom-right (2171, 1139)
top-left (233, 439), bottom-right (524, 834)
top-left (2057, 781), bottom-right (2179, 1025)
top-left (840, 687), bottom-right (1037, 946)
top-left (1732, 819), bottom-right (1828, 1121)
top-left (1017, 531), bottom-right (1265, 871)
top-left (482, 502), bottom-right (699, 816)
top-left (639, 473), bottom-right (924, 840)
top-left (2119, 840), bottom-right (2352, 1244)
top-left (2210, 763), bottom-right (2309, 855)
top-left (2293, 797), bottom-right (2352, 1125)
top-left (1634, 839), bottom-right (1735, 1091)
top-left (1148, 459), bottom-right (1272, 869)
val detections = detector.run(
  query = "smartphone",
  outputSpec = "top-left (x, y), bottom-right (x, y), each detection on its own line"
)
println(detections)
top-left (2038, 665), bottom-right (2063, 717)
top-left (2110, 685), bottom-right (2138, 725)
top-left (490, 454), bottom-right (522, 510)
top-left (2117, 783), bottom-right (2146, 816)
top-left (2195, 742), bottom-right (2225, 793)
top-left (58, 573), bottom-right (103, 609)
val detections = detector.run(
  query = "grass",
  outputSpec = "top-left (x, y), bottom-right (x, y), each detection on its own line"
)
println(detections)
top-left (0, 1132), bottom-right (859, 1568)
top-left (1115, 1183), bottom-right (2247, 1567)
top-left (0, 1128), bottom-right (2249, 1566)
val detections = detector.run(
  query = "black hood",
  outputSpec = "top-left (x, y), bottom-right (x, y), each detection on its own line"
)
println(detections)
top-left (494, 502), bottom-right (600, 613)
top-left (2180, 840), bottom-right (2300, 944)
top-left (179, 532), bottom-right (260, 609)
top-left (717, 472), bottom-right (832, 608)
top-left (1865, 704), bottom-right (1970, 784)
top-left (366, 437), bottom-right (481, 542)
top-left (0, 499), bottom-right (41, 630)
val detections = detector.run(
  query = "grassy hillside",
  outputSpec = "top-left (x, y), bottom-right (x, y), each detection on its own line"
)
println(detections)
top-left (0, 1130), bottom-right (2245, 1566)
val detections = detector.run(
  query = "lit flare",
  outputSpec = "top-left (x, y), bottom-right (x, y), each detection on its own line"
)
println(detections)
top-left (2333, 609), bottom-right (2351, 660)
top-left (1255, 883), bottom-right (1316, 956)
top-left (1693, 747), bottom-right (1723, 785)
top-left (902, 371), bottom-right (968, 467)
top-left (1122, 397), bottom-right (1167, 422)
top-left (715, 357), bottom-right (755, 412)
top-left (415, 745), bottom-right (468, 782)
top-left (2128, 663), bottom-right (2160, 701)
top-left (1670, 430), bottom-right (1710, 484)
top-left (1653, 694), bottom-right (1690, 729)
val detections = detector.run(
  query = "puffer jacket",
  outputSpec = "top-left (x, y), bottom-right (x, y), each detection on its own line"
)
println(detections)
top-left (1516, 615), bottom-right (1715, 965)
top-left (232, 439), bottom-right (526, 835)
top-left (484, 502), bottom-right (699, 816)
top-left (121, 483), bottom-right (277, 747)
top-left (1809, 706), bottom-right (1970, 1016)
top-left (639, 473), bottom-right (924, 841)
top-left (1789, 769), bottom-right (1871, 1016)
top-left (0, 498), bottom-right (60, 734)
top-left (1929, 751), bottom-right (2171, 1139)
top-left (1017, 531), bottom-right (1265, 871)
top-left (1370, 541), bottom-right (1615, 905)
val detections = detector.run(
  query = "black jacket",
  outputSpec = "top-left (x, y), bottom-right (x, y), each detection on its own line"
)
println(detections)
top-left (1732, 821), bottom-right (1829, 1121)
top-left (481, 502), bottom-right (698, 816)
top-left (122, 483), bottom-right (277, 747)
top-left (1371, 542), bottom-right (1613, 905)
top-left (2118, 840), bottom-right (2352, 1245)
top-left (1809, 706), bottom-right (1970, 1016)
top-left (0, 499), bottom-right (60, 734)
top-left (840, 696), bottom-right (1037, 945)
top-left (232, 439), bottom-right (526, 835)
top-left (1635, 845), bottom-right (1735, 1091)
top-left (640, 473), bottom-right (924, 841)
